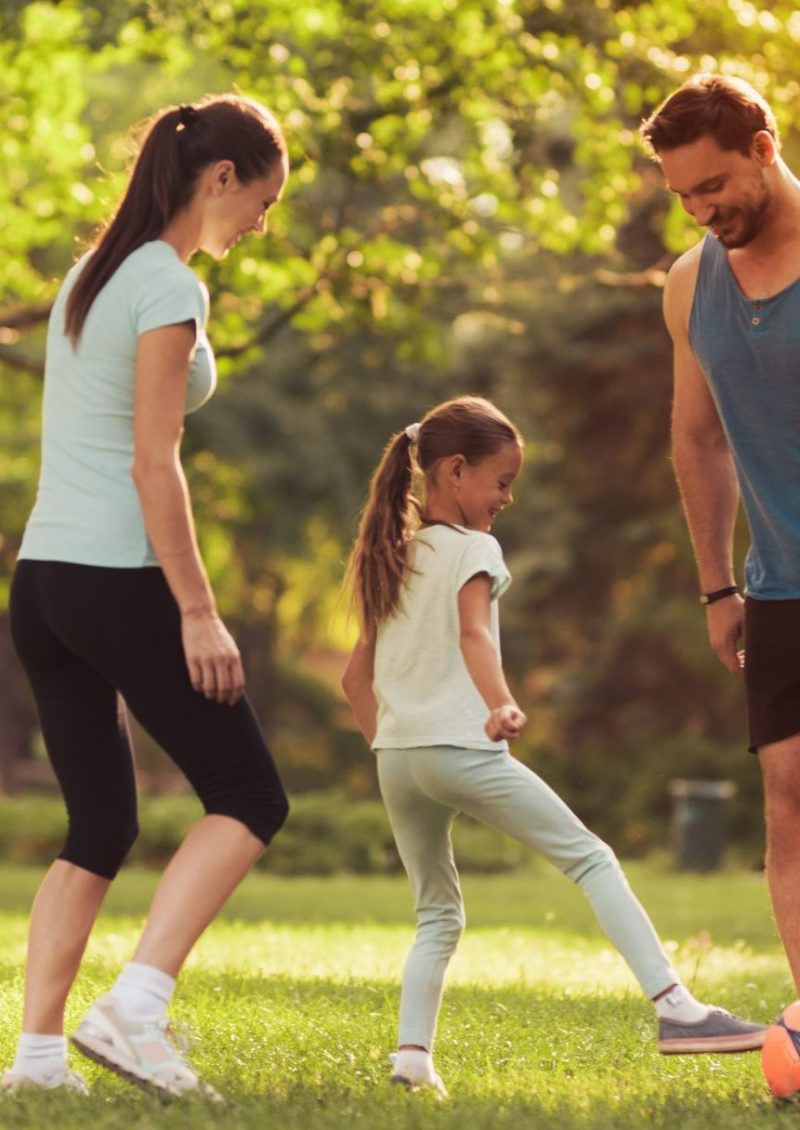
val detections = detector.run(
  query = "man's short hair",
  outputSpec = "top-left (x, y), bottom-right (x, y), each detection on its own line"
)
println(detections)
top-left (640, 73), bottom-right (778, 158)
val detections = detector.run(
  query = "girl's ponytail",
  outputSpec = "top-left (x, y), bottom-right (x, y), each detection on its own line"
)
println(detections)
top-left (346, 430), bottom-right (420, 630)
top-left (347, 396), bottom-right (522, 631)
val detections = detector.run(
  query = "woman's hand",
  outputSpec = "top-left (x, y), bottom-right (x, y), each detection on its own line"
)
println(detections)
top-left (181, 608), bottom-right (245, 705)
top-left (485, 703), bottom-right (527, 742)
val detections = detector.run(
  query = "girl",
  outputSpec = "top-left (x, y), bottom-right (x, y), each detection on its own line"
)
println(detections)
top-left (3, 96), bottom-right (289, 1097)
top-left (341, 395), bottom-right (765, 1096)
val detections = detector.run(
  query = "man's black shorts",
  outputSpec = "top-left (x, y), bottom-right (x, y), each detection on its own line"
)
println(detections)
top-left (745, 595), bottom-right (800, 752)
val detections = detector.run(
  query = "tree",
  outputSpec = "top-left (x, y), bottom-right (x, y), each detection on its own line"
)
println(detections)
top-left (1, 0), bottom-right (796, 852)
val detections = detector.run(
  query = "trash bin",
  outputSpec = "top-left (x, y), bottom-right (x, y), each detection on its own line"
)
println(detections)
top-left (668, 778), bottom-right (737, 872)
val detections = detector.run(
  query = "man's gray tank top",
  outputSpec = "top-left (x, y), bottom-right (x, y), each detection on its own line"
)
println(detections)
top-left (689, 233), bottom-right (800, 599)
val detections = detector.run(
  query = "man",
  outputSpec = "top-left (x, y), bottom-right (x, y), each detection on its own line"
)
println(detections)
top-left (641, 74), bottom-right (800, 988)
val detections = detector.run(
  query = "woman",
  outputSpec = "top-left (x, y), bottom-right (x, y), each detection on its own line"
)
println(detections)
top-left (2, 95), bottom-right (289, 1098)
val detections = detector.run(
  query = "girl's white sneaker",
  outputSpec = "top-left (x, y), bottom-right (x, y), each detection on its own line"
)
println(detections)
top-left (389, 1050), bottom-right (447, 1097)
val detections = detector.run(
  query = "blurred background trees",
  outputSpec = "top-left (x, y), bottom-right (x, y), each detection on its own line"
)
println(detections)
top-left (3, 0), bottom-right (796, 858)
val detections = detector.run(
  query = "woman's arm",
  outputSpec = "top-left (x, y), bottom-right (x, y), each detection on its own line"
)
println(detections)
top-left (341, 632), bottom-right (378, 745)
top-left (133, 322), bottom-right (244, 705)
top-left (458, 574), bottom-right (526, 741)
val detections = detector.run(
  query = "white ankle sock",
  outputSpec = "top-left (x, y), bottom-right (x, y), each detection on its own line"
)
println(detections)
top-left (391, 1049), bottom-right (436, 1084)
top-left (108, 961), bottom-right (176, 1023)
top-left (654, 984), bottom-right (710, 1023)
top-left (10, 1033), bottom-right (68, 1081)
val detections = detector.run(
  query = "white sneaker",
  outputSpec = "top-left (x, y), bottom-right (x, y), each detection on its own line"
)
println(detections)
top-left (2, 1069), bottom-right (89, 1095)
top-left (71, 995), bottom-right (218, 1099)
top-left (389, 1051), bottom-right (447, 1097)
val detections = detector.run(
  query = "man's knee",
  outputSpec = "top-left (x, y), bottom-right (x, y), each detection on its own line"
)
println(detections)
top-left (762, 737), bottom-right (800, 818)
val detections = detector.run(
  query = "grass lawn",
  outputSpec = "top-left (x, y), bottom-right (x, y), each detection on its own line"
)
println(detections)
top-left (0, 859), bottom-right (793, 1129)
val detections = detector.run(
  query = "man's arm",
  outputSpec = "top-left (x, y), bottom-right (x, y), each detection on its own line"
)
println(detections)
top-left (664, 252), bottom-right (744, 675)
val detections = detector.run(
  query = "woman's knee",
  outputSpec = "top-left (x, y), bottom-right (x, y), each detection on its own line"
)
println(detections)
top-left (258, 790), bottom-right (290, 843)
top-left (61, 815), bottom-right (140, 880)
top-left (210, 789), bottom-right (290, 847)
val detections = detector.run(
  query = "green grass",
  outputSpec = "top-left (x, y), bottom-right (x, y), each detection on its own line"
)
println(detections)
top-left (0, 861), bottom-right (793, 1129)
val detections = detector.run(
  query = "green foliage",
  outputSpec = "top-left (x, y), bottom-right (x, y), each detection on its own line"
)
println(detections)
top-left (3, 0), bottom-right (800, 847)
top-left (0, 791), bottom-right (532, 874)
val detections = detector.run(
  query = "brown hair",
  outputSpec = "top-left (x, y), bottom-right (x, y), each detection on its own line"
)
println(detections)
top-left (346, 396), bottom-right (522, 630)
top-left (65, 94), bottom-right (286, 343)
top-left (640, 74), bottom-right (778, 158)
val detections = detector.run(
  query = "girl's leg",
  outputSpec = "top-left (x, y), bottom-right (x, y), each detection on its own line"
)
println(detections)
top-left (408, 747), bottom-right (677, 997)
top-left (377, 749), bottom-right (465, 1055)
top-left (407, 747), bottom-right (767, 1055)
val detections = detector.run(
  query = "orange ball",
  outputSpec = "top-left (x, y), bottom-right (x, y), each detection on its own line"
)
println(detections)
top-left (762, 1002), bottom-right (800, 1099)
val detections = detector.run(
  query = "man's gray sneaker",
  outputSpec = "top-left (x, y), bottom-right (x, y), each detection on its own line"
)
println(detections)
top-left (658, 1007), bottom-right (768, 1054)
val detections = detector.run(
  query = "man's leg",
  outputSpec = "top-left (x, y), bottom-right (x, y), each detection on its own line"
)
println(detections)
top-left (760, 734), bottom-right (800, 990)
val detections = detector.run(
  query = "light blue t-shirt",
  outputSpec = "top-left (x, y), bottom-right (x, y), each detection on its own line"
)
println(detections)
top-left (19, 240), bottom-right (217, 567)
top-left (372, 524), bottom-right (512, 753)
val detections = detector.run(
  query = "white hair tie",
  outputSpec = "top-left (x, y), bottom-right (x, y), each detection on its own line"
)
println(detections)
top-left (404, 422), bottom-right (421, 443)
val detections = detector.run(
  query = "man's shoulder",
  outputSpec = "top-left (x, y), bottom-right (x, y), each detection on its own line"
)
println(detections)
top-left (667, 237), bottom-right (706, 288)
top-left (664, 237), bottom-right (707, 334)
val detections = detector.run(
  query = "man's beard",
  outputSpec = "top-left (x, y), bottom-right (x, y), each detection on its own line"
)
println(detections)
top-left (710, 188), bottom-right (772, 249)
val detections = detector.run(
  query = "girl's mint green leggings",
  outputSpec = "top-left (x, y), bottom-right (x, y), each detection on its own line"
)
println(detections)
top-left (376, 745), bottom-right (678, 1051)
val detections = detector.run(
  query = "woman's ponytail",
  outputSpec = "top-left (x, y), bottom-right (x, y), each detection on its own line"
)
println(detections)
top-left (65, 94), bottom-right (285, 344)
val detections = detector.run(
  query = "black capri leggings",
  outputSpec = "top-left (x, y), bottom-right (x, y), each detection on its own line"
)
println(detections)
top-left (10, 560), bottom-right (289, 880)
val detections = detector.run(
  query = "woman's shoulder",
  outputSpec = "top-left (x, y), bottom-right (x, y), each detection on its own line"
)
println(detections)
top-left (122, 241), bottom-right (201, 285)
top-left (120, 242), bottom-right (209, 321)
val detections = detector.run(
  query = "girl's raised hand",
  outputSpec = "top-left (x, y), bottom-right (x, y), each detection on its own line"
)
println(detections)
top-left (485, 704), bottom-right (527, 742)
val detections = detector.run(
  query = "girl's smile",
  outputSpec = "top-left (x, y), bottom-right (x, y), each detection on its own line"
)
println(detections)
top-left (426, 440), bottom-right (523, 532)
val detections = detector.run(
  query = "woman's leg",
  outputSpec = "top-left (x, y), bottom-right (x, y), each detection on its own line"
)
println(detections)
top-left (377, 749), bottom-right (465, 1054)
top-left (46, 565), bottom-right (288, 985)
top-left (4, 564), bottom-right (140, 1091)
top-left (23, 864), bottom-right (111, 1035)
top-left (132, 814), bottom-right (263, 975)
top-left (28, 564), bottom-right (289, 1094)
top-left (8, 564), bottom-right (139, 1042)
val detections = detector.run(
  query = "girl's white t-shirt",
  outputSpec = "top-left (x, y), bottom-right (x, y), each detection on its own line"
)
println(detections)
top-left (372, 523), bottom-right (512, 753)
top-left (19, 240), bottom-right (216, 568)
